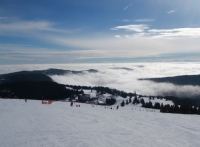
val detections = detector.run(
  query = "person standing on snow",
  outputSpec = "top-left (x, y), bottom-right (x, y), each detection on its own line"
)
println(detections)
top-left (116, 105), bottom-right (119, 110)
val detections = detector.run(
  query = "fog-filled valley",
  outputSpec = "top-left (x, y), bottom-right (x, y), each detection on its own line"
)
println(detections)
top-left (1, 62), bottom-right (200, 98)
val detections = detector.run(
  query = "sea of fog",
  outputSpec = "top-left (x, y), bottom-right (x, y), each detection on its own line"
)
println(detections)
top-left (1, 62), bottom-right (200, 98)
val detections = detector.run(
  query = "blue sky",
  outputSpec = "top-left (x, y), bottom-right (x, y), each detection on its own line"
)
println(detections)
top-left (0, 0), bottom-right (200, 64)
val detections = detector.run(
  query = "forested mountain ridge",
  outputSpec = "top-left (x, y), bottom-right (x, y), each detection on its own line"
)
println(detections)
top-left (0, 68), bottom-right (97, 100)
top-left (0, 81), bottom-right (76, 100)
top-left (0, 68), bottom-right (98, 84)
top-left (140, 75), bottom-right (200, 86)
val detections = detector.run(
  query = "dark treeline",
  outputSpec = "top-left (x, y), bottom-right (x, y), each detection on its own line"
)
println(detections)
top-left (150, 96), bottom-right (200, 115)
top-left (0, 81), bottom-right (77, 100)
top-left (1, 80), bottom-right (200, 115)
top-left (0, 73), bottom-right (53, 83)
top-left (120, 95), bottom-right (200, 115)
top-left (160, 104), bottom-right (200, 114)
top-left (140, 74), bottom-right (200, 86)
top-left (105, 98), bottom-right (116, 105)
top-left (160, 96), bottom-right (200, 114)
top-left (165, 96), bottom-right (200, 106)
top-left (143, 101), bottom-right (200, 115)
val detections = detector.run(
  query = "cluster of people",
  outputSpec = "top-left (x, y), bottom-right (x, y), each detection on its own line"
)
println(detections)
top-left (104, 105), bottom-right (119, 110)
top-left (70, 101), bottom-right (80, 107)
top-left (70, 101), bottom-right (119, 110)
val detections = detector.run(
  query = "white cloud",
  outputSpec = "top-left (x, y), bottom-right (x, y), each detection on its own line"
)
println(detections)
top-left (1, 19), bottom-right (200, 64)
top-left (111, 24), bottom-right (200, 39)
top-left (124, 6), bottom-right (129, 10)
top-left (2, 25), bottom-right (200, 64)
top-left (124, 35), bottom-right (130, 38)
top-left (124, 3), bottom-right (132, 10)
top-left (1, 62), bottom-right (200, 98)
top-left (2, 62), bottom-right (197, 98)
top-left (149, 28), bottom-right (200, 38)
top-left (167, 9), bottom-right (177, 14)
top-left (0, 20), bottom-right (72, 36)
top-left (42, 34), bottom-right (200, 62)
top-left (0, 43), bottom-right (52, 53)
top-left (0, 21), bottom-right (52, 31)
top-left (114, 35), bottom-right (121, 38)
top-left (134, 19), bottom-right (155, 22)
top-left (111, 24), bottom-right (149, 32)
top-left (122, 19), bottom-right (155, 23)
top-left (122, 19), bottom-right (130, 22)
top-left (49, 63), bottom-right (200, 98)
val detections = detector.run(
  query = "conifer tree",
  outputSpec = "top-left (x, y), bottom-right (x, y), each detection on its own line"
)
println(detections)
top-left (121, 100), bottom-right (125, 107)
top-left (129, 97), bottom-right (132, 103)
top-left (140, 98), bottom-right (145, 106)
top-left (133, 96), bottom-right (139, 104)
top-left (126, 99), bottom-right (129, 105)
top-left (160, 103), bottom-right (163, 112)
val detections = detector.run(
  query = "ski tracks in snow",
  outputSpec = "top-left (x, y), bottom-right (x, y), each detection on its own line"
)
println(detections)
top-left (1, 100), bottom-right (200, 147)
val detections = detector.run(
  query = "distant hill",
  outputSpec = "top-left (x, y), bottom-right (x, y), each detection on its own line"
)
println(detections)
top-left (110, 67), bottom-right (133, 71)
top-left (0, 81), bottom-right (76, 100)
top-left (140, 75), bottom-right (200, 86)
top-left (0, 68), bottom-right (98, 100)
top-left (0, 68), bottom-right (98, 84)
top-left (35, 68), bottom-right (98, 75)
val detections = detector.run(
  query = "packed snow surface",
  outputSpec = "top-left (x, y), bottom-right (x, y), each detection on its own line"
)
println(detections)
top-left (1, 99), bottom-right (200, 147)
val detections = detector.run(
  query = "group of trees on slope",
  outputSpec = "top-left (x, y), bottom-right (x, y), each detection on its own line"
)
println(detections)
top-left (0, 81), bottom-right (78, 100)
top-left (66, 85), bottom-right (136, 98)
top-left (1, 81), bottom-right (200, 115)
top-left (120, 96), bottom-right (200, 115)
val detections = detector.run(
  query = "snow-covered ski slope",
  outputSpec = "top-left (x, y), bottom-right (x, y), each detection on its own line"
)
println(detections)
top-left (0, 99), bottom-right (200, 147)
